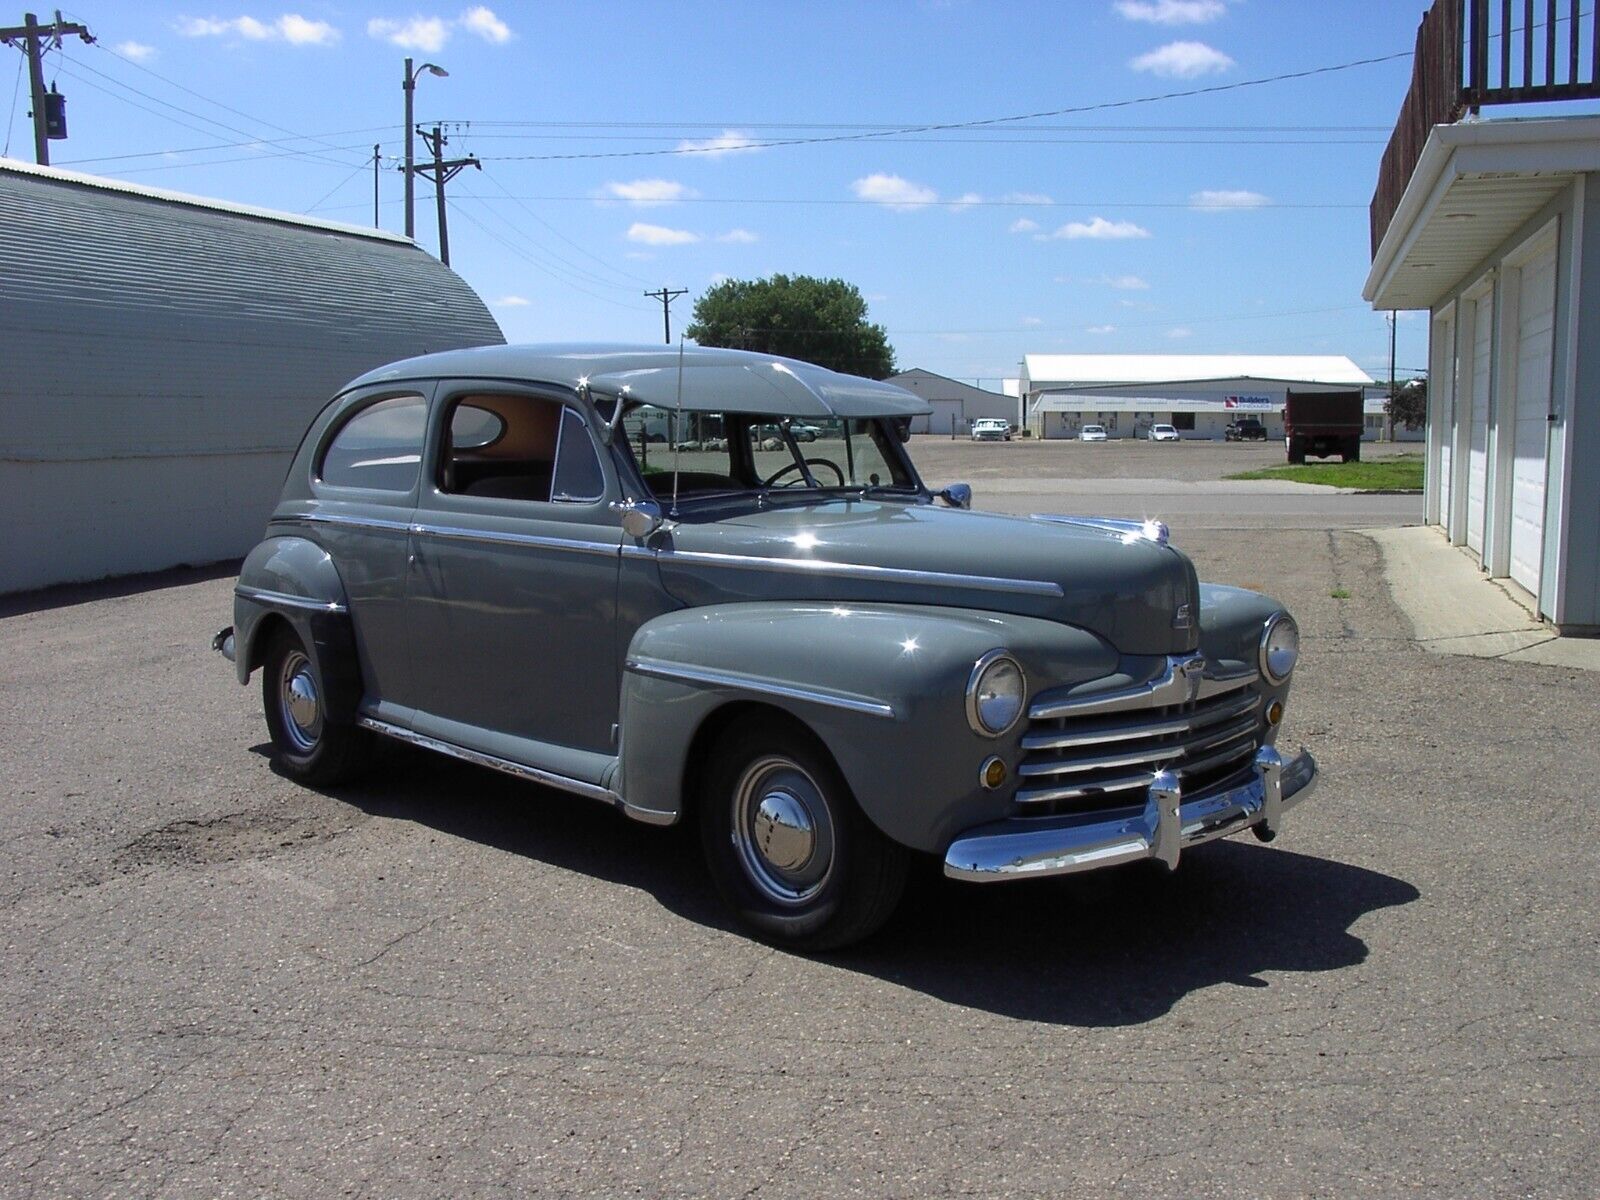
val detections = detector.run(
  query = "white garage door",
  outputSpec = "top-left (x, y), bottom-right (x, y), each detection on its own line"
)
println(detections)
top-left (1466, 295), bottom-right (1493, 554)
top-left (1435, 316), bottom-right (1454, 527)
top-left (1509, 246), bottom-right (1556, 594)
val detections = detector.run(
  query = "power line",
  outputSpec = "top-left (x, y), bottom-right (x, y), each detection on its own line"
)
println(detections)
top-left (472, 50), bottom-right (1416, 163)
top-left (55, 125), bottom-right (393, 166)
top-left (476, 168), bottom-right (654, 288)
top-left (461, 193), bottom-right (1369, 211)
top-left (2, 33), bottom-right (21, 156)
top-left (447, 201), bottom-right (654, 314)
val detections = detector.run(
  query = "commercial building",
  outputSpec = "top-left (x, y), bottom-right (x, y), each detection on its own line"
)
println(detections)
top-left (886, 368), bottom-right (1018, 434)
top-left (1020, 354), bottom-right (1377, 440)
top-left (1, 158), bottom-right (503, 594)
top-left (1364, 0), bottom-right (1600, 632)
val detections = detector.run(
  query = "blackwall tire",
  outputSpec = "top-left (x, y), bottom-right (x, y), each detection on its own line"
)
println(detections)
top-left (699, 715), bottom-right (908, 950)
top-left (261, 626), bottom-right (371, 787)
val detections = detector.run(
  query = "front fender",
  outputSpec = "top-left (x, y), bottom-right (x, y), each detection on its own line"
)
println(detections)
top-left (1197, 583), bottom-right (1296, 730)
top-left (617, 601), bottom-right (1118, 853)
top-left (232, 537), bottom-right (362, 723)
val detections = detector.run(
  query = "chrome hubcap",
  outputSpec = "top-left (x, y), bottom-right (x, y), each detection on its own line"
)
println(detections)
top-left (731, 756), bottom-right (834, 905)
top-left (278, 650), bottom-right (321, 754)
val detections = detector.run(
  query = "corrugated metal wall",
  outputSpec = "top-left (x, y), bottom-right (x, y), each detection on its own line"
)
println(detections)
top-left (1, 164), bottom-right (504, 593)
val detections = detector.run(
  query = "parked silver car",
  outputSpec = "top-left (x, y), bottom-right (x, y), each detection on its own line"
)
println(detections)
top-left (215, 345), bottom-right (1316, 949)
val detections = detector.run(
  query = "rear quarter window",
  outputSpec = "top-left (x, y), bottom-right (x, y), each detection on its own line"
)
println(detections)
top-left (319, 394), bottom-right (427, 491)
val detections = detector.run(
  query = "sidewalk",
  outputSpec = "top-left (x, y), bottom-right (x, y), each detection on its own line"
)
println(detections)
top-left (1366, 524), bottom-right (1600, 671)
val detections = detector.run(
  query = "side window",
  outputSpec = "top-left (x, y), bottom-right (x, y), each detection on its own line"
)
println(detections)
top-left (319, 394), bottom-right (426, 491)
top-left (551, 409), bottom-right (606, 502)
top-left (439, 392), bottom-right (562, 502)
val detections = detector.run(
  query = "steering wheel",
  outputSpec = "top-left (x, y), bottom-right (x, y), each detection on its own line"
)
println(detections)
top-left (763, 458), bottom-right (846, 488)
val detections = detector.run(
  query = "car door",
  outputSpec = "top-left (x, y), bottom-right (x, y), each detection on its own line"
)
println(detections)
top-left (405, 384), bottom-right (624, 783)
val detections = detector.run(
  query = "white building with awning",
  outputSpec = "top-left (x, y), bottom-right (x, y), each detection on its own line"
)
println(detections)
top-left (1020, 354), bottom-right (1379, 440)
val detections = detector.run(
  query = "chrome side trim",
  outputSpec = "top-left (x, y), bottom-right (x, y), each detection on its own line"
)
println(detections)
top-left (631, 546), bottom-right (1065, 599)
top-left (624, 656), bottom-right (897, 719)
top-left (290, 511), bottom-right (413, 535)
top-left (944, 747), bottom-right (1318, 882)
top-left (1029, 513), bottom-right (1170, 546)
top-left (408, 521), bottom-right (620, 557)
top-left (235, 585), bottom-right (348, 614)
top-left (356, 716), bottom-right (625, 808)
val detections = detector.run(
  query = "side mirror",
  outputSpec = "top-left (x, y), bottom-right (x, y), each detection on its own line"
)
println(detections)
top-left (938, 483), bottom-right (972, 510)
top-left (609, 498), bottom-right (664, 539)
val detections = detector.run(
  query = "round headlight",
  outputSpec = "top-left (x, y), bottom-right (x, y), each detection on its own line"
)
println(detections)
top-left (1260, 614), bottom-right (1299, 684)
top-left (967, 651), bottom-right (1025, 737)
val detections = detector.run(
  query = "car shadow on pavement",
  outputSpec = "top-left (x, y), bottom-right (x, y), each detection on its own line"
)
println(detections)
top-left (307, 743), bottom-right (1419, 1028)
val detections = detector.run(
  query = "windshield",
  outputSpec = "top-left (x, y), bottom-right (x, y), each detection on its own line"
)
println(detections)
top-left (619, 405), bottom-right (920, 504)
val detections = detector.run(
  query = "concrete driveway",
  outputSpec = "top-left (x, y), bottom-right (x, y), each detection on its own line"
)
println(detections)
top-left (2, 441), bottom-right (1594, 1198)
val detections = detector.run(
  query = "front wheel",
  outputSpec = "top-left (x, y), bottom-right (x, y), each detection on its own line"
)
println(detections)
top-left (261, 626), bottom-right (371, 786)
top-left (699, 715), bottom-right (908, 950)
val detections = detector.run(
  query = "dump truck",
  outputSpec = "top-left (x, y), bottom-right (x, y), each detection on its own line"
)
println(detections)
top-left (1284, 391), bottom-right (1363, 463)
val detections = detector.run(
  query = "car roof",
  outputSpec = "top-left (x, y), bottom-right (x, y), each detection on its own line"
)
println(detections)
top-left (342, 343), bottom-right (932, 419)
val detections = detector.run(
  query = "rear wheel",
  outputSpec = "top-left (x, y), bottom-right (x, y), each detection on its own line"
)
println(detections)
top-left (699, 714), bottom-right (908, 950)
top-left (1287, 438), bottom-right (1306, 464)
top-left (1342, 438), bottom-right (1361, 463)
top-left (261, 626), bottom-right (371, 786)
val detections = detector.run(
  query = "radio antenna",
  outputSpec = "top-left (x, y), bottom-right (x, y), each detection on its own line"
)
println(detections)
top-left (672, 337), bottom-right (685, 517)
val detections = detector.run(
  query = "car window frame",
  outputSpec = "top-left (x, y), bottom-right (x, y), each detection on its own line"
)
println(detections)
top-left (310, 388), bottom-right (432, 501)
top-left (421, 380), bottom-right (619, 517)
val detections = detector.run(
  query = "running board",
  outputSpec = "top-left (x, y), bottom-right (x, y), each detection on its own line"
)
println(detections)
top-left (355, 716), bottom-right (676, 827)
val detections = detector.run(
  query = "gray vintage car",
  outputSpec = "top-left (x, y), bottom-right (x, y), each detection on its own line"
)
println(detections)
top-left (215, 344), bottom-right (1316, 948)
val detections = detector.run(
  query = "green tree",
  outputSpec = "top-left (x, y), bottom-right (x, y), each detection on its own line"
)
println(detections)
top-left (685, 275), bottom-right (896, 378)
top-left (1388, 377), bottom-right (1427, 430)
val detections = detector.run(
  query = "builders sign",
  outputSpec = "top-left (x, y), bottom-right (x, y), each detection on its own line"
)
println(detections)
top-left (1223, 395), bottom-right (1274, 410)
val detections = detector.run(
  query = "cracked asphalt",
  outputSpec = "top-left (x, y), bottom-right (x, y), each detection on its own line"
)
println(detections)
top-left (2, 440), bottom-right (1595, 1198)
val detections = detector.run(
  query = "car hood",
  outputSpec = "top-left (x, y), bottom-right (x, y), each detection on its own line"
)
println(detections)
top-left (648, 499), bottom-right (1199, 656)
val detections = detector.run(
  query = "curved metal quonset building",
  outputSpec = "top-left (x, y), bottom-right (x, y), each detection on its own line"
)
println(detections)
top-left (0, 158), bottom-right (504, 594)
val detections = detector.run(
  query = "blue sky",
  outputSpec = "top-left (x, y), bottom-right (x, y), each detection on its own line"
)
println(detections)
top-left (10, 2), bottom-right (1436, 384)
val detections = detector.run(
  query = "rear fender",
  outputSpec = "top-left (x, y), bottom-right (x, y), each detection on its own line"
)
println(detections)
top-left (617, 601), bottom-right (1117, 853)
top-left (233, 537), bottom-right (362, 723)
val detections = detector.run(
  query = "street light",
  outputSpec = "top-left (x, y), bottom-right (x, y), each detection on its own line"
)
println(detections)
top-left (403, 57), bottom-right (448, 239)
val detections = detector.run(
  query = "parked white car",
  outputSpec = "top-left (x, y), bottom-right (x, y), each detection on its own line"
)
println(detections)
top-left (1149, 424), bottom-right (1180, 442)
top-left (971, 418), bottom-right (1011, 442)
top-left (1079, 424), bottom-right (1108, 442)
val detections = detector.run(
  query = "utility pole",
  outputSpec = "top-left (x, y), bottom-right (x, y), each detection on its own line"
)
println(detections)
top-left (644, 286), bottom-right (687, 345)
top-left (0, 11), bottom-right (94, 166)
top-left (412, 124), bottom-right (478, 266)
top-left (372, 144), bottom-right (380, 228)
top-left (401, 57), bottom-right (447, 239)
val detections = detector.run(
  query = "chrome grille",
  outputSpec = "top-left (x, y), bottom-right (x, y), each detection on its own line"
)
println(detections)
top-left (1016, 658), bottom-right (1263, 817)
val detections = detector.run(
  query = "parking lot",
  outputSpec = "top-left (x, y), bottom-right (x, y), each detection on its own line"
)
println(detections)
top-left (3, 439), bottom-right (1596, 1198)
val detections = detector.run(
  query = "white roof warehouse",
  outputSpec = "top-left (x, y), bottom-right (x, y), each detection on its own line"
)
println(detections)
top-left (1020, 354), bottom-right (1380, 441)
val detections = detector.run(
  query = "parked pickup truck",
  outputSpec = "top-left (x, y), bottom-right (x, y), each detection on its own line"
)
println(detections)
top-left (1284, 391), bottom-right (1363, 463)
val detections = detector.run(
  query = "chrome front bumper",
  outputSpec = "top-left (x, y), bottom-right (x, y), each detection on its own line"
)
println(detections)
top-left (943, 746), bottom-right (1317, 882)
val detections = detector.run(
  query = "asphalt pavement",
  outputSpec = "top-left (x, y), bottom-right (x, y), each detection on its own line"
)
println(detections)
top-left (2, 438), bottom-right (1595, 1198)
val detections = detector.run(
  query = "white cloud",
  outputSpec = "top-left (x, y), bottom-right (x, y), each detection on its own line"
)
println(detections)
top-left (1101, 273), bottom-right (1150, 289)
top-left (710, 273), bottom-right (732, 285)
top-left (1041, 216), bottom-right (1151, 240)
top-left (627, 222), bottom-right (700, 246)
top-left (1115, 0), bottom-right (1226, 25)
top-left (1130, 40), bottom-right (1234, 78)
top-left (278, 14), bottom-right (339, 45)
top-left (601, 179), bottom-right (695, 206)
top-left (179, 14), bottom-right (336, 44)
top-left (948, 192), bottom-right (983, 211)
top-left (851, 173), bottom-right (938, 211)
top-left (716, 228), bottom-right (758, 244)
top-left (494, 294), bottom-right (530, 307)
top-left (1004, 191), bottom-right (1053, 205)
top-left (1087, 324), bottom-right (1117, 334)
top-left (1166, 326), bottom-right (1194, 339)
top-left (675, 130), bottom-right (758, 157)
top-left (1009, 218), bottom-right (1040, 234)
top-left (1190, 188), bottom-right (1270, 211)
top-left (460, 6), bottom-right (511, 43)
top-left (115, 40), bottom-right (157, 61)
top-left (368, 16), bottom-right (448, 51)
top-left (1021, 317), bottom-right (1044, 326)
